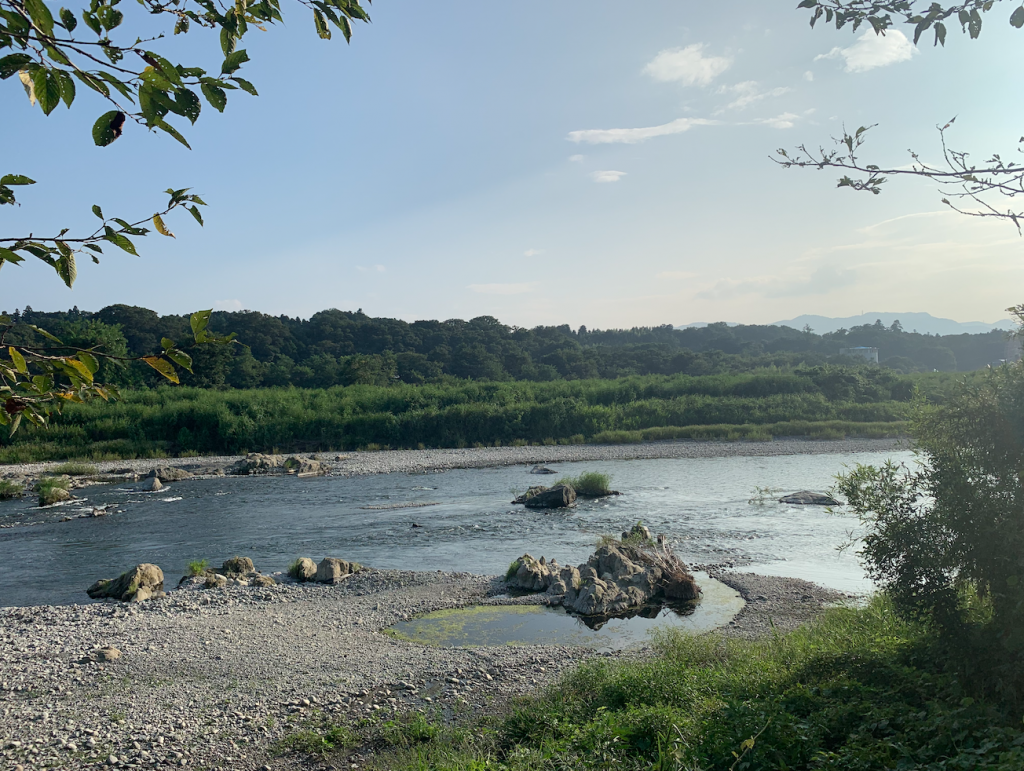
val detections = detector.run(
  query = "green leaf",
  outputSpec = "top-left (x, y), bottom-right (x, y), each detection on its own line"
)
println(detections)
top-left (230, 77), bottom-right (258, 96)
top-left (81, 10), bottom-right (101, 34)
top-left (161, 337), bottom-right (176, 351)
top-left (103, 227), bottom-right (139, 256)
top-left (0, 248), bottom-right (26, 265)
top-left (1011, 6), bottom-right (1024, 29)
top-left (92, 110), bottom-right (125, 146)
top-left (188, 205), bottom-right (204, 226)
top-left (0, 175), bottom-right (35, 186)
top-left (96, 71), bottom-right (134, 101)
top-left (24, 0), bottom-right (55, 36)
top-left (72, 70), bottom-right (110, 98)
top-left (76, 351), bottom-right (99, 374)
top-left (220, 26), bottom-right (235, 57)
top-left (201, 82), bottom-right (227, 112)
top-left (33, 68), bottom-right (61, 115)
top-left (59, 6), bottom-right (76, 31)
top-left (92, 204), bottom-right (103, 219)
top-left (55, 68), bottom-right (75, 107)
top-left (174, 88), bottom-right (202, 124)
top-left (56, 251), bottom-right (76, 288)
top-left (8, 348), bottom-right (27, 375)
top-left (165, 348), bottom-right (193, 371)
top-left (314, 10), bottom-right (331, 39)
top-left (0, 54), bottom-right (33, 80)
top-left (934, 21), bottom-right (946, 46)
top-left (221, 49), bottom-right (249, 75)
top-left (66, 357), bottom-right (94, 383)
top-left (29, 325), bottom-right (63, 344)
top-left (147, 52), bottom-right (182, 86)
top-left (155, 119), bottom-right (192, 150)
top-left (190, 309), bottom-right (212, 340)
top-left (143, 356), bottom-right (179, 384)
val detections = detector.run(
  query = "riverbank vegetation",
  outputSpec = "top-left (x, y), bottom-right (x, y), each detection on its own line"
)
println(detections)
top-left (0, 368), bottom-right (929, 462)
top-left (554, 472), bottom-right (612, 497)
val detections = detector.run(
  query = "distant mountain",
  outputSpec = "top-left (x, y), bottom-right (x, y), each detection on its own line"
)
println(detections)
top-left (770, 312), bottom-right (1015, 336)
top-left (676, 321), bottom-right (739, 329)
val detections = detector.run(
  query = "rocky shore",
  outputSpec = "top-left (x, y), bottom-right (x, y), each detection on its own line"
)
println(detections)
top-left (0, 567), bottom-right (854, 771)
top-left (0, 437), bottom-right (906, 483)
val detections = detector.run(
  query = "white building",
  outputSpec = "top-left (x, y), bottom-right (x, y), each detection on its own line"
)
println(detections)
top-left (839, 346), bottom-right (879, 364)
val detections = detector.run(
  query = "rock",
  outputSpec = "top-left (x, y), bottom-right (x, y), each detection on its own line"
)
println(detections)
top-left (778, 490), bottom-right (840, 506)
top-left (523, 484), bottom-right (576, 509)
top-left (283, 455), bottom-right (325, 476)
top-left (87, 646), bottom-right (121, 663)
top-left (316, 557), bottom-right (361, 584)
top-left (39, 485), bottom-right (72, 505)
top-left (130, 585), bottom-right (166, 602)
top-left (147, 466), bottom-right (193, 482)
top-left (530, 465), bottom-right (558, 475)
top-left (507, 542), bottom-right (700, 617)
top-left (205, 574), bottom-right (228, 589)
top-left (512, 486), bottom-right (549, 504)
top-left (219, 556), bottom-right (255, 575)
top-left (621, 521), bottom-right (653, 543)
top-left (86, 564), bottom-right (164, 602)
top-left (227, 453), bottom-right (326, 476)
top-left (290, 557), bottom-right (317, 582)
top-left (137, 476), bottom-right (163, 492)
top-left (252, 574), bottom-right (276, 588)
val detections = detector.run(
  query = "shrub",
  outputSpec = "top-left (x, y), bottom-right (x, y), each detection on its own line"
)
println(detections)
top-left (555, 472), bottom-right (612, 497)
top-left (0, 480), bottom-right (23, 499)
top-left (186, 559), bottom-right (209, 577)
top-left (36, 477), bottom-right (71, 506)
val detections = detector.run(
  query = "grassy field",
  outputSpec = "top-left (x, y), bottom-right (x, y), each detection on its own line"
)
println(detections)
top-left (0, 369), bottom-right (940, 463)
top-left (268, 599), bottom-right (1024, 771)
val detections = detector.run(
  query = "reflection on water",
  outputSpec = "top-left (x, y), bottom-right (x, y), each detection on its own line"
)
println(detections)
top-left (0, 448), bottom-right (911, 606)
top-left (387, 574), bottom-right (743, 652)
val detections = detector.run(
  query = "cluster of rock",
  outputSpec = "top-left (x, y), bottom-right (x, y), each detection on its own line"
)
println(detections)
top-left (507, 535), bottom-right (699, 616)
top-left (289, 556), bottom-right (364, 584)
top-left (180, 556), bottom-right (278, 589)
top-left (512, 484), bottom-right (577, 509)
top-left (87, 563), bottom-right (166, 603)
top-left (227, 453), bottom-right (326, 476)
top-left (778, 490), bottom-right (840, 506)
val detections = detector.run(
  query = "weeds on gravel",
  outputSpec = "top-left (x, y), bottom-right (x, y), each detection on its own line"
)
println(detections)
top-left (0, 479), bottom-right (23, 499)
top-left (36, 477), bottom-right (70, 506)
top-left (368, 597), bottom-right (1024, 771)
top-left (271, 725), bottom-right (358, 757)
top-left (186, 559), bottom-right (209, 576)
top-left (46, 462), bottom-right (99, 476)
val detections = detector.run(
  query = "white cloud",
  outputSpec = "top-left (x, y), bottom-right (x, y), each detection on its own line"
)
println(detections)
top-left (213, 299), bottom-right (243, 311)
top-left (657, 271), bottom-right (700, 280)
top-left (357, 264), bottom-right (387, 273)
top-left (468, 282), bottom-right (539, 295)
top-left (803, 70), bottom-right (814, 81)
top-left (815, 30), bottom-right (918, 73)
top-left (568, 154), bottom-right (585, 162)
top-left (643, 43), bottom-right (732, 86)
top-left (568, 117), bottom-right (717, 145)
top-left (591, 170), bottom-right (627, 183)
top-left (752, 112), bottom-right (802, 129)
top-left (716, 81), bottom-right (791, 111)
top-left (523, 248), bottom-right (544, 257)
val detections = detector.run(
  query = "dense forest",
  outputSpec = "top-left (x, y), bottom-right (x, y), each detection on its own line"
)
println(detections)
top-left (3, 304), bottom-right (1014, 390)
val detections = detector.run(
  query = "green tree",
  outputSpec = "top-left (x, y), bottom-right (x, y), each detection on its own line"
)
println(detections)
top-left (785, 0), bottom-right (1024, 230)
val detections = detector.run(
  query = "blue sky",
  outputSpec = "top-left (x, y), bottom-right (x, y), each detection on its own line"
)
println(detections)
top-left (3, 0), bottom-right (1022, 327)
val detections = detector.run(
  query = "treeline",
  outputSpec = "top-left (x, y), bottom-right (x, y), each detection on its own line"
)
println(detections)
top-left (2, 305), bottom-right (1012, 390)
top-left (0, 368), bottom-right (941, 462)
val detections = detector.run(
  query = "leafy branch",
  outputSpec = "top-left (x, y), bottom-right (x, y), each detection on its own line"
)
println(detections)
top-left (0, 181), bottom-right (207, 287)
top-left (0, 309), bottom-right (236, 434)
top-left (776, 120), bottom-right (1024, 231)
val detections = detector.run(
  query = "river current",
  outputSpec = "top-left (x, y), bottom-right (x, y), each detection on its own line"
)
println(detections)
top-left (0, 448), bottom-right (913, 606)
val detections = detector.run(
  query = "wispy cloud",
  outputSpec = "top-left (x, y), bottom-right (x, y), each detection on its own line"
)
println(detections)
top-left (751, 112), bottom-right (802, 129)
top-left (803, 70), bottom-right (814, 81)
top-left (523, 248), bottom-right (544, 257)
top-left (643, 43), bottom-right (732, 86)
top-left (591, 170), bottom-right (627, 183)
top-left (469, 282), bottom-right (539, 295)
top-left (569, 117), bottom-right (718, 145)
top-left (213, 299), bottom-right (243, 311)
top-left (716, 81), bottom-right (791, 111)
top-left (816, 29), bottom-right (918, 73)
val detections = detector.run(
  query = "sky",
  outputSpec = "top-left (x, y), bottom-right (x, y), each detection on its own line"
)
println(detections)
top-left (2, 0), bottom-right (1023, 328)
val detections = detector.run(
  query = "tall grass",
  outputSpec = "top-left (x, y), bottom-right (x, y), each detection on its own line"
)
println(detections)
top-left (0, 480), bottom-right (23, 499)
top-left (554, 472), bottom-right (613, 496)
top-left (362, 598), bottom-right (1024, 771)
top-left (0, 373), bottom-right (915, 462)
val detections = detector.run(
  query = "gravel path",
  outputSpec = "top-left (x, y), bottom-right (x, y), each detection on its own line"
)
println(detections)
top-left (0, 437), bottom-right (907, 481)
top-left (0, 567), bottom-right (858, 771)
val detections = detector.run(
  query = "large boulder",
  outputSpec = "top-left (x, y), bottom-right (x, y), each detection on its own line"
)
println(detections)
top-left (506, 542), bottom-right (700, 618)
top-left (87, 564), bottom-right (165, 602)
top-left (148, 466), bottom-right (193, 482)
top-left (290, 557), bottom-right (318, 582)
top-left (315, 557), bottom-right (362, 584)
top-left (512, 486), bottom-right (549, 504)
top-left (137, 476), bottom-right (163, 492)
top-left (228, 453), bottom-right (326, 476)
top-left (283, 456), bottom-right (325, 476)
top-left (219, 556), bottom-right (255, 575)
top-left (778, 491), bottom-right (840, 506)
top-left (530, 465), bottom-right (558, 475)
top-left (523, 484), bottom-right (577, 509)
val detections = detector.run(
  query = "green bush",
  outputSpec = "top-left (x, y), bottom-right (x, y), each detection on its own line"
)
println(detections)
top-left (555, 472), bottom-right (612, 497)
top-left (0, 480), bottom-right (23, 499)
top-left (186, 559), bottom-right (209, 577)
top-left (36, 477), bottom-right (71, 506)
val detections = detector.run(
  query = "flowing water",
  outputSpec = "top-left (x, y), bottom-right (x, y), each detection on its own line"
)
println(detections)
top-left (0, 448), bottom-right (913, 606)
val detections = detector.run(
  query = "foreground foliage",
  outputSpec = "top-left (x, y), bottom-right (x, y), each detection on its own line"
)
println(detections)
top-left (292, 600), bottom-right (1024, 771)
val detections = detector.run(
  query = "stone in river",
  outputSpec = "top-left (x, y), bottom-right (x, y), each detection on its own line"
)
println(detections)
top-left (530, 465), bottom-right (558, 475)
top-left (778, 490), bottom-right (840, 506)
top-left (523, 484), bottom-right (577, 509)
top-left (87, 563), bottom-right (164, 602)
top-left (137, 476), bottom-right (163, 492)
